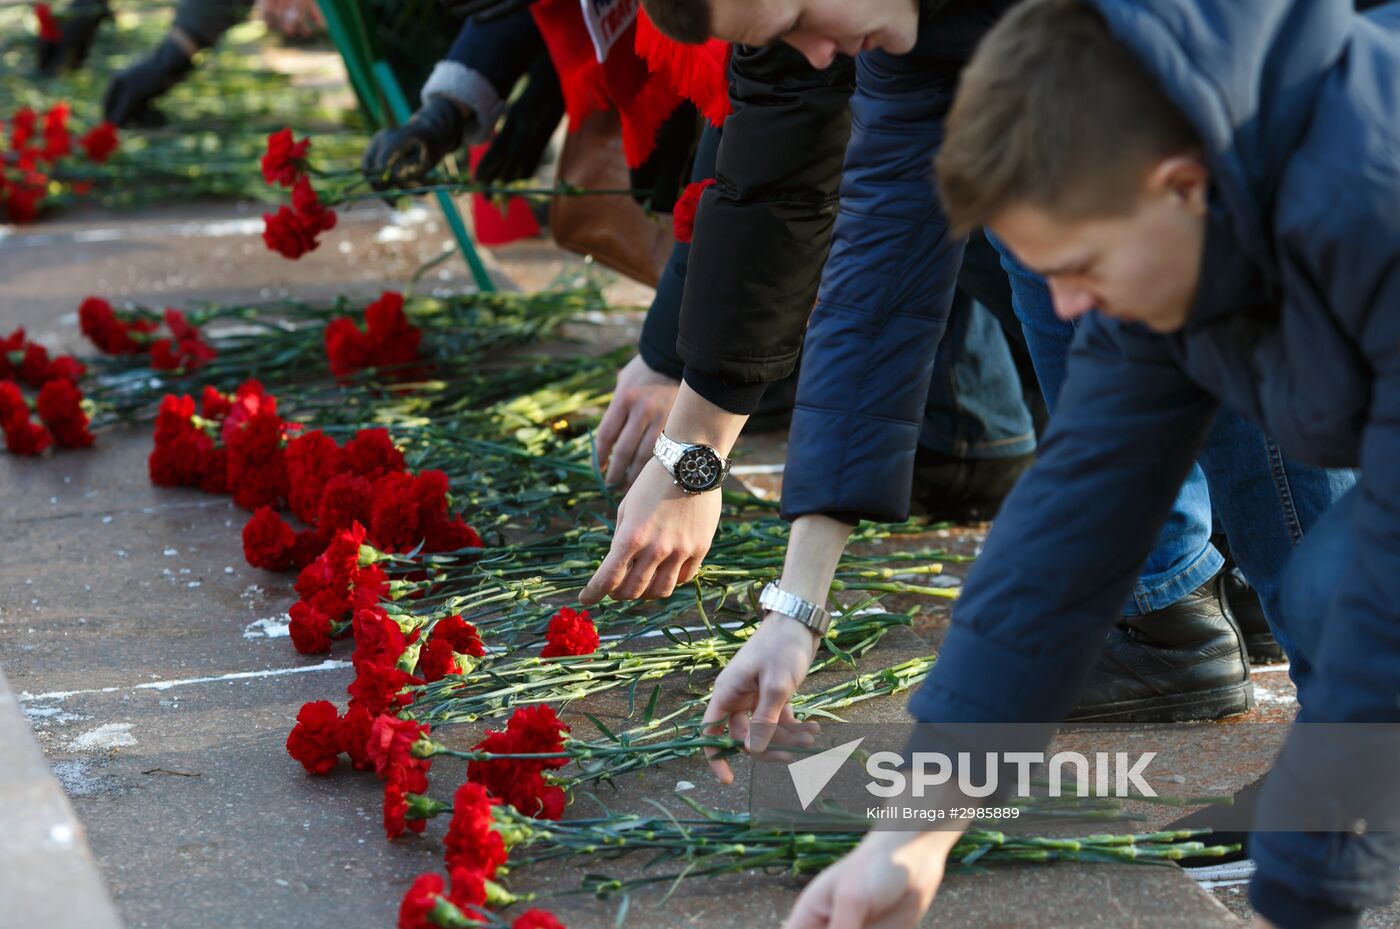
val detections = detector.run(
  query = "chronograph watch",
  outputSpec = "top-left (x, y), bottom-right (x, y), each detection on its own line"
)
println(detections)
top-left (652, 432), bottom-right (731, 495)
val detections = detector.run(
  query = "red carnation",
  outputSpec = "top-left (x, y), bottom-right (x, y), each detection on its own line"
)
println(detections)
top-left (513, 910), bottom-right (568, 929)
top-left (432, 614), bottom-right (485, 658)
top-left (397, 874), bottom-right (447, 929)
top-left (383, 780), bottom-right (426, 840)
top-left (324, 316), bottom-right (372, 378)
top-left (200, 385), bottom-right (233, 420)
top-left (260, 128), bottom-right (310, 188)
top-left (417, 638), bottom-right (463, 683)
top-left (288, 600), bottom-right (334, 654)
top-left (363, 291), bottom-right (421, 370)
top-left (337, 703), bottom-right (376, 770)
top-left (365, 714), bottom-right (431, 782)
top-left (344, 428), bottom-right (404, 479)
top-left (3, 410), bottom-right (52, 456)
top-left (285, 700), bottom-right (343, 775)
top-left (78, 122), bottom-right (119, 164)
top-left (346, 660), bottom-right (416, 717)
top-left (352, 606), bottom-right (408, 670)
top-left (19, 342), bottom-right (50, 387)
top-left (540, 607), bottom-right (599, 658)
top-left (443, 781), bottom-right (507, 877)
top-left (10, 108), bottom-right (36, 149)
top-left (35, 378), bottom-right (94, 448)
top-left (148, 394), bottom-right (215, 487)
top-left (34, 3), bottom-right (60, 41)
top-left (316, 472), bottom-right (374, 537)
top-left (672, 178), bottom-right (715, 244)
top-left (0, 382), bottom-right (24, 420)
top-left (79, 297), bottom-right (147, 355)
top-left (41, 103), bottom-right (71, 162)
top-left (225, 409), bottom-right (289, 510)
top-left (242, 506), bottom-right (296, 570)
top-left (285, 429), bottom-right (345, 525)
top-left (468, 705), bottom-right (570, 819)
top-left (44, 354), bottom-right (86, 383)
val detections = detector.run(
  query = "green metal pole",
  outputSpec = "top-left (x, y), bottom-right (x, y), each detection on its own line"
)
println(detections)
top-left (371, 61), bottom-right (496, 293)
top-left (314, 0), bottom-right (386, 127)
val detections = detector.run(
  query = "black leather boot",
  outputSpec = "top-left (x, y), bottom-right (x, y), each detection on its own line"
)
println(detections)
top-left (1066, 574), bottom-right (1255, 723)
top-left (910, 445), bottom-right (1035, 523)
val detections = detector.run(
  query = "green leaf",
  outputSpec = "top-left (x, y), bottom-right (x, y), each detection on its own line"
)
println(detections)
top-left (582, 712), bottom-right (620, 742)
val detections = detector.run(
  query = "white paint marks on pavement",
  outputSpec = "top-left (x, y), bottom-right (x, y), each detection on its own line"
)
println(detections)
top-left (18, 659), bottom-right (353, 703)
top-left (243, 615), bottom-right (292, 639)
top-left (68, 722), bottom-right (137, 752)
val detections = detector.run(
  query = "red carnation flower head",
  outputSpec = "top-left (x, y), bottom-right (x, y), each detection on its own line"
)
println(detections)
top-left (288, 600), bottom-right (334, 655)
top-left (444, 781), bottom-right (508, 877)
top-left (324, 316), bottom-right (372, 378)
top-left (363, 291), bottom-right (421, 371)
top-left (365, 713), bottom-right (432, 782)
top-left (41, 103), bottom-right (71, 161)
top-left (672, 177), bottom-right (716, 244)
top-left (344, 428), bottom-right (405, 479)
top-left (34, 4), bottom-right (61, 41)
top-left (148, 393), bottom-right (216, 487)
top-left (3, 410), bottom-right (53, 456)
top-left (78, 297), bottom-right (150, 355)
top-left (19, 342), bottom-right (50, 387)
top-left (467, 705), bottom-right (571, 819)
top-left (285, 700), bottom-right (343, 775)
top-left (417, 638), bottom-right (464, 683)
top-left (352, 606), bottom-right (409, 670)
top-left (397, 874), bottom-right (447, 929)
top-left (540, 607), bottom-right (599, 658)
top-left (225, 408), bottom-right (290, 510)
top-left (316, 472), bottom-right (374, 537)
top-left (6, 182), bottom-right (46, 225)
top-left (337, 703), bottom-right (376, 770)
top-left (200, 385), bottom-right (233, 421)
top-left (0, 382), bottom-right (25, 420)
top-left (284, 428), bottom-right (346, 525)
top-left (433, 614), bottom-right (486, 658)
top-left (260, 128), bottom-right (311, 189)
top-left (10, 107), bottom-right (37, 149)
top-left (242, 506), bottom-right (297, 571)
top-left (512, 910), bottom-right (569, 929)
top-left (78, 122), bottom-right (119, 164)
top-left (44, 354), bottom-right (86, 384)
top-left (35, 378), bottom-right (94, 448)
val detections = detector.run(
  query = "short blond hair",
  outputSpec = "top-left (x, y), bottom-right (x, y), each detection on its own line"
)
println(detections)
top-left (938, 0), bottom-right (1199, 236)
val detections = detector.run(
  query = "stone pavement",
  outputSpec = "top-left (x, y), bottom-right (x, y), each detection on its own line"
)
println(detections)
top-left (0, 194), bottom-right (1383, 929)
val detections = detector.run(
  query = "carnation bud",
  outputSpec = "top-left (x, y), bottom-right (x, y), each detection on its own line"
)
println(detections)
top-left (358, 543), bottom-right (380, 565)
top-left (404, 791), bottom-right (449, 821)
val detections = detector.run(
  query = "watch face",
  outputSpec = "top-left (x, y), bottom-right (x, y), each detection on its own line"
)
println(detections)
top-left (675, 446), bottom-right (722, 492)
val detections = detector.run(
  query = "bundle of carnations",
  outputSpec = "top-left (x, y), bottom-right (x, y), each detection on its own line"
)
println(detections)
top-left (0, 326), bottom-right (93, 455)
top-left (1, 101), bottom-right (118, 224)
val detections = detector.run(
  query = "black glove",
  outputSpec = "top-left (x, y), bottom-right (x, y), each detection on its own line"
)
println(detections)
top-left (101, 36), bottom-right (196, 128)
top-left (630, 102), bottom-right (700, 213)
top-left (441, 0), bottom-right (538, 23)
top-left (361, 96), bottom-right (468, 191)
top-left (475, 52), bottom-right (564, 185)
top-left (36, 0), bottom-right (111, 77)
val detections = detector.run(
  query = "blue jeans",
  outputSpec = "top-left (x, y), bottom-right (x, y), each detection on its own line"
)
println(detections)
top-left (990, 235), bottom-right (1355, 619)
top-left (920, 291), bottom-right (1037, 460)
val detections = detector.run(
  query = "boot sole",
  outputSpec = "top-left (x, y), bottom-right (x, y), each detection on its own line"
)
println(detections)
top-left (1066, 679), bottom-right (1256, 724)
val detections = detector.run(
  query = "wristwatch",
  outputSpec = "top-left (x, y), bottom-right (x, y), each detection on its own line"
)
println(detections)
top-left (653, 431), bottom-right (730, 494)
top-left (759, 581), bottom-right (833, 636)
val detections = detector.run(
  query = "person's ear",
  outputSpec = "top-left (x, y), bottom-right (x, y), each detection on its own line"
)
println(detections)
top-left (1147, 154), bottom-right (1210, 216)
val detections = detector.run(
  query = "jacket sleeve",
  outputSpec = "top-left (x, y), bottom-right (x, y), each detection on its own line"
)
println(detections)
top-left (676, 44), bottom-right (854, 414)
top-left (906, 316), bottom-right (1220, 725)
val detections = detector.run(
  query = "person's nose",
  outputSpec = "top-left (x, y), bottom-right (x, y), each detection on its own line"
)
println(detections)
top-left (785, 34), bottom-right (839, 70)
top-left (1048, 278), bottom-right (1097, 320)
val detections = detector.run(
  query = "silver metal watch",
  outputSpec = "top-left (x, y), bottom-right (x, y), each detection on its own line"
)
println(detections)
top-left (759, 581), bottom-right (833, 636)
top-left (653, 431), bottom-right (730, 495)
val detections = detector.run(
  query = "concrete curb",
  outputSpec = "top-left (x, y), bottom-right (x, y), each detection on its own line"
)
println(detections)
top-left (0, 666), bottom-right (123, 929)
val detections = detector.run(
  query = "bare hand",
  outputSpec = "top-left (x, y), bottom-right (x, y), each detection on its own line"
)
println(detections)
top-left (700, 615), bottom-right (822, 784)
top-left (785, 830), bottom-right (955, 929)
top-left (579, 457), bottom-right (721, 604)
top-left (595, 354), bottom-right (680, 490)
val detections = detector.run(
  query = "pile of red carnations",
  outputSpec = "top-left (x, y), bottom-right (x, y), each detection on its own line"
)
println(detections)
top-left (80, 297), bottom-right (217, 371)
top-left (0, 326), bottom-right (92, 455)
top-left (2, 100), bottom-right (119, 224)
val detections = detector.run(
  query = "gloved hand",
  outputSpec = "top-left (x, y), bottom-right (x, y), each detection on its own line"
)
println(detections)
top-left (36, 0), bottom-right (111, 77)
top-left (361, 96), bottom-right (467, 191)
top-left (630, 102), bottom-right (700, 213)
top-left (102, 36), bottom-right (195, 127)
top-left (441, 0), bottom-right (538, 23)
top-left (474, 51), bottom-right (564, 185)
